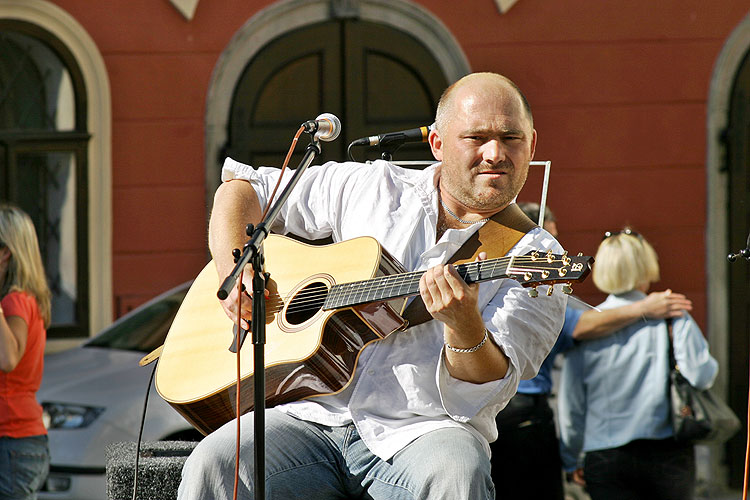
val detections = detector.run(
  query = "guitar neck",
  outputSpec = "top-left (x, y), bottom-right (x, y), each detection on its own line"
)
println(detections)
top-left (323, 256), bottom-right (514, 310)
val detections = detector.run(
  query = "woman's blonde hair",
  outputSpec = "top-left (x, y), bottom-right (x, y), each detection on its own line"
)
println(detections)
top-left (592, 229), bottom-right (660, 295)
top-left (0, 204), bottom-right (52, 326)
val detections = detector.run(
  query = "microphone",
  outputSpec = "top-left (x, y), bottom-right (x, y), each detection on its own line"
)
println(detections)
top-left (301, 113), bottom-right (341, 142)
top-left (349, 124), bottom-right (433, 148)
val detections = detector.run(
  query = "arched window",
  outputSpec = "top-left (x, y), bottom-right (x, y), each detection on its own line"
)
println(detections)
top-left (0, 21), bottom-right (89, 338)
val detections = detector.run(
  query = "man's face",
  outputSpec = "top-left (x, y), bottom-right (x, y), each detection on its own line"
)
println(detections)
top-left (430, 82), bottom-right (537, 212)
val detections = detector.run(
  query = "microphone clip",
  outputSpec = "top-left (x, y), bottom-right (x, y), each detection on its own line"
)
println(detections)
top-left (728, 248), bottom-right (750, 262)
top-left (728, 229), bottom-right (750, 262)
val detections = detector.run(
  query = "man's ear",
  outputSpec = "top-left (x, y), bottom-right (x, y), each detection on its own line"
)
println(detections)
top-left (529, 129), bottom-right (537, 161)
top-left (428, 128), bottom-right (443, 161)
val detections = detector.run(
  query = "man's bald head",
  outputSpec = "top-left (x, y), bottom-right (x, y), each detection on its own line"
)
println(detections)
top-left (434, 73), bottom-right (533, 134)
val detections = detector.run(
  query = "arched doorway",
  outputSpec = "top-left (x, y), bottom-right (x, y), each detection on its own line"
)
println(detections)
top-left (225, 19), bottom-right (448, 168)
top-left (726, 46), bottom-right (750, 488)
top-left (706, 11), bottom-right (750, 489)
top-left (205, 0), bottom-right (471, 204)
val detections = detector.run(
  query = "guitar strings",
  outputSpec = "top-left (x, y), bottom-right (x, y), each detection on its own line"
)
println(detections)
top-left (264, 257), bottom-right (507, 311)
top-left (263, 256), bottom-right (576, 315)
top-left (262, 254), bottom-right (566, 308)
top-left (254, 255), bottom-right (580, 316)
top-left (268, 256), bottom-right (576, 316)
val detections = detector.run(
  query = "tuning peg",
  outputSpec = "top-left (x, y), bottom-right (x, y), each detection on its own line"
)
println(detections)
top-left (547, 286), bottom-right (554, 296)
top-left (562, 284), bottom-right (573, 295)
top-left (528, 287), bottom-right (539, 298)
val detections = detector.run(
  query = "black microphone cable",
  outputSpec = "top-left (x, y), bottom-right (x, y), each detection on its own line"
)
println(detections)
top-left (131, 361), bottom-right (157, 500)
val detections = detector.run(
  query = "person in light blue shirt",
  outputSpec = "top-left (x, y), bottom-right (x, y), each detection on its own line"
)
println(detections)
top-left (491, 205), bottom-right (694, 500)
top-left (558, 228), bottom-right (718, 500)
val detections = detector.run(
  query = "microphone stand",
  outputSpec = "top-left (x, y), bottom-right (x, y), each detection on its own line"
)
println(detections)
top-left (216, 135), bottom-right (324, 500)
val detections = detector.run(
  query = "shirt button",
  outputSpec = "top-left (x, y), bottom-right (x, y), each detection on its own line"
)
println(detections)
top-left (367, 369), bottom-right (375, 376)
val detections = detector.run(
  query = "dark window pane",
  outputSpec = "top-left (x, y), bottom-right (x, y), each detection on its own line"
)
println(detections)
top-left (16, 151), bottom-right (78, 325)
top-left (0, 30), bottom-right (75, 131)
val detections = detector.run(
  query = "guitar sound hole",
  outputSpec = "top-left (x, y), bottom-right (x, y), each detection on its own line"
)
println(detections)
top-left (285, 281), bottom-right (328, 326)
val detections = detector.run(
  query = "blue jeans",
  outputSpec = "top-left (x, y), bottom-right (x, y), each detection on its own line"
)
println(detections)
top-left (0, 435), bottom-right (50, 500)
top-left (178, 408), bottom-right (494, 499)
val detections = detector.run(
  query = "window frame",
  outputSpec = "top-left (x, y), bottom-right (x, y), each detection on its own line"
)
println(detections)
top-left (0, 20), bottom-right (91, 338)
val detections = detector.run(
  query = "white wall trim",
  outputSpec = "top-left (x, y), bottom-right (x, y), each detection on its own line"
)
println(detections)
top-left (169, 0), bottom-right (200, 21)
top-left (204, 0), bottom-right (470, 200)
top-left (493, 0), bottom-right (520, 14)
top-left (0, 0), bottom-right (113, 339)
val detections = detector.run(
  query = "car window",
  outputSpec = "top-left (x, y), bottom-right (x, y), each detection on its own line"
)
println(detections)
top-left (85, 284), bottom-right (190, 353)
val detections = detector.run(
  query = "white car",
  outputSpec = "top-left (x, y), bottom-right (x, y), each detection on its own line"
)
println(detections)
top-left (37, 282), bottom-right (202, 500)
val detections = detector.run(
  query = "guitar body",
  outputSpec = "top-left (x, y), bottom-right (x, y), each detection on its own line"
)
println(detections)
top-left (155, 235), bottom-right (408, 435)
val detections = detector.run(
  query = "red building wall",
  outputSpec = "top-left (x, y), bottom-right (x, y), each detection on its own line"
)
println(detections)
top-left (48, 0), bottom-right (750, 330)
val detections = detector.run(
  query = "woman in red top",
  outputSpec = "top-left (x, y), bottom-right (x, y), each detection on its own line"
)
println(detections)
top-left (0, 204), bottom-right (51, 499)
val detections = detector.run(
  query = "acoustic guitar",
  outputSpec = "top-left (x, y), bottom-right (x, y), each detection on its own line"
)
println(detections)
top-left (155, 234), bottom-right (592, 435)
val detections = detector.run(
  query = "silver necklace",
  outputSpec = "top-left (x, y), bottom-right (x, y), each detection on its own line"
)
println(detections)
top-left (439, 198), bottom-right (490, 225)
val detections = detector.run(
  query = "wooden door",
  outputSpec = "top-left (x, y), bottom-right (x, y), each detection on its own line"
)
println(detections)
top-left (726, 47), bottom-right (750, 488)
top-left (225, 19), bottom-right (448, 169)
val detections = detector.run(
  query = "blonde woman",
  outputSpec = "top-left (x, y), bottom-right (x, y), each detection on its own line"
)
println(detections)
top-left (0, 204), bottom-right (51, 499)
top-left (557, 229), bottom-right (718, 500)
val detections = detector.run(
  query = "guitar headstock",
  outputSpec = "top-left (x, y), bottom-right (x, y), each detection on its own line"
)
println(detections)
top-left (509, 250), bottom-right (594, 297)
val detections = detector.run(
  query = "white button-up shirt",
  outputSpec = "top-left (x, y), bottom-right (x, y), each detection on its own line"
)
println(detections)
top-left (222, 157), bottom-right (566, 460)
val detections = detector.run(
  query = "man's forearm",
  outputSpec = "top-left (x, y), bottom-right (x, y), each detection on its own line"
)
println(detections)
top-left (443, 321), bottom-right (510, 384)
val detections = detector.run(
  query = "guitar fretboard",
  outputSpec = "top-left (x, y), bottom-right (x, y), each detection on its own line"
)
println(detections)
top-left (322, 256), bottom-right (515, 310)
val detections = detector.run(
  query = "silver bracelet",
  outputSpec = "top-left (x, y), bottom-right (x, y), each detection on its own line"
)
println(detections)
top-left (445, 329), bottom-right (489, 353)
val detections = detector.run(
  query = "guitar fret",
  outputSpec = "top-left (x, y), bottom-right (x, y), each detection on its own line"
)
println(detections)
top-left (397, 275), bottom-right (408, 297)
top-left (505, 256), bottom-right (514, 278)
top-left (332, 284), bottom-right (345, 308)
top-left (354, 281), bottom-right (365, 305)
top-left (377, 276), bottom-right (395, 301)
top-left (364, 280), bottom-right (377, 303)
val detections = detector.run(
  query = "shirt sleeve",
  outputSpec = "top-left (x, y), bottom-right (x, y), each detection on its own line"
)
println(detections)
top-left (1, 291), bottom-right (34, 325)
top-left (556, 306), bottom-right (583, 353)
top-left (220, 157), bottom-right (368, 241)
top-left (435, 229), bottom-right (568, 421)
top-left (558, 347), bottom-right (586, 472)
top-left (671, 314), bottom-right (718, 390)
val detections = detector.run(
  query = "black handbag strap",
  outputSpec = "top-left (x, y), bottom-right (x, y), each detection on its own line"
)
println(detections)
top-left (666, 318), bottom-right (677, 371)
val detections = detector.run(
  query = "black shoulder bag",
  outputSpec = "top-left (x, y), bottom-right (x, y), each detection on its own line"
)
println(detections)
top-left (667, 319), bottom-right (741, 444)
